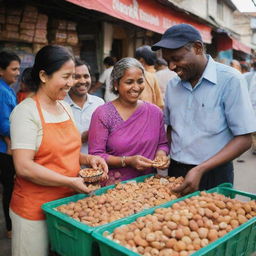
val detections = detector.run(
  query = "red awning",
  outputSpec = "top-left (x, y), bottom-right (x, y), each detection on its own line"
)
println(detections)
top-left (232, 38), bottom-right (251, 54)
top-left (66, 0), bottom-right (212, 43)
top-left (216, 34), bottom-right (251, 54)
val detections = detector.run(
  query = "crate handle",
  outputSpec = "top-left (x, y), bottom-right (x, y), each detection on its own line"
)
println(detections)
top-left (217, 183), bottom-right (233, 188)
top-left (221, 187), bottom-right (256, 200)
top-left (55, 222), bottom-right (78, 240)
top-left (231, 189), bottom-right (256, 199)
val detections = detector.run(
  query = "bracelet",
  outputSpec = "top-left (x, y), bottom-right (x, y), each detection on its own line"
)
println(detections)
top-left (121, 156), bottom-right (127, 167)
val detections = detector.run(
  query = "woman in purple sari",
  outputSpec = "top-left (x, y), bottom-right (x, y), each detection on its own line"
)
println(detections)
top-left (88, 57), bottom-right (169, 186)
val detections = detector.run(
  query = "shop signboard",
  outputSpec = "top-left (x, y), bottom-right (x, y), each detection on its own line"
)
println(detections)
top-left (66, 0), bottom-right (212, 43)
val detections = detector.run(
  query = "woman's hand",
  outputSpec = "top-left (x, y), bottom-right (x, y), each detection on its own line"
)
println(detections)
top-left (126, 155), bottom-right (153, 171)
top-left (153, 155), bottom-right (170, 169)
top-left (86, 155), bottom-right (109, 180)
top-left (68, 177), bottom-right (95, 194)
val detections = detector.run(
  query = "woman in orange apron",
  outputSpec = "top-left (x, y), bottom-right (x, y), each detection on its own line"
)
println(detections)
top-left (9, 45), bottom-right (108, 256)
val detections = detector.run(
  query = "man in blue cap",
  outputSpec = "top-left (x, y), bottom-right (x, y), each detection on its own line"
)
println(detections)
top-left (152, 23), bottom-right (256, 194)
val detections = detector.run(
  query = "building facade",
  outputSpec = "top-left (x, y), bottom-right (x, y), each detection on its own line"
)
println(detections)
top-left (0, 0), bottom-right (255, 79)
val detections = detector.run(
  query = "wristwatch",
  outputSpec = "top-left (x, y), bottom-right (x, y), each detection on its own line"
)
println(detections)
top-left (121, 156), bottom-right (127, 167)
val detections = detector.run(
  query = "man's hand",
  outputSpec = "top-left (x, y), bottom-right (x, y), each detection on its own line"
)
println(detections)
top-left (173, 166), bottom-right (203, 195)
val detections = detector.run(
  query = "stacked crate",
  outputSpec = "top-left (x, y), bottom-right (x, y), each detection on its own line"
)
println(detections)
top-left (48, 19), bottom-right (68, 44)
top-left (0, 4), bottom-right (48, 49)
top-left (19, 5), bottom-right (37, 43)
top-left (34, 14), bottom-right (48, 43)
top-left (0, 3), bottom-right (79, 55)
top-left (48, 18), bottom-right (80, 56)
top-left (67, 20), bottom-right (80, 57)
top-left (49, 19), bottom-right (79, 46)
top-left (32, 13), bottom-right (48, 53)
top-left (1, 7), bottom-right (21, 41)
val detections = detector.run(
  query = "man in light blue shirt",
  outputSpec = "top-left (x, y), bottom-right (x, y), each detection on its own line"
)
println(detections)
top-left (65, 59), bottom-right (104, 154)
top-left (152, 24), bottom-right (256, 194)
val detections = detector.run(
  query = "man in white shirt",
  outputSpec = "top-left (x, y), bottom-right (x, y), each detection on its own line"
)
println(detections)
top-left (155, 57), bottom-right (176, 96)
top-left (90, 56), bottom-right (117, 102)
top-left (65, 59), bottom-right (104, 154)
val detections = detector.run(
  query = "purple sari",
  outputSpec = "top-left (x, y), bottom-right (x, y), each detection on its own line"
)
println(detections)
top-left (88, 101), bottom-right (169, 186)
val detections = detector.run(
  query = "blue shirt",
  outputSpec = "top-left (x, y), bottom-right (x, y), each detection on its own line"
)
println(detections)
top-left (164, 55), bottom-right (256, 165)
top-left (0, 79), bottom-right (17, 153)
top-left (64, 94), bottom-right (104, 154)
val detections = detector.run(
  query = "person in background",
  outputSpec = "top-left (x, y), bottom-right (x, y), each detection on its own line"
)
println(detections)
top-left (65, 58), bottom-right (104, 155)
top-left (154, 57), bottom-right (177, 96)
top-left (89, 57), bottom-right (169, 186)
top-left (90, 56), bottom-right (117, 102)
top-left (135, 45), bottom-right (157, 73)
top-left (152, 23), bottom-right (256, 195)
top-left (230, 60), bottom-right (248, 162)
top-left (10, 45), bottom-right (108, 256)
top-left (244, 58), bottom-right (256, 155)
top-left (244, 58), bottom-right (256, 89)
top-left (17, 67), bottom-right (34, 103)
top-left (230, 59), bottom-right (242, 73)
top-left (0, 50), bottom-right (20, 239)
top-left (155, 57), bottom-right (168, 72)
top-left (135, 45), bottom-right (164, 109)
top-left (241, 63), bottom-right (250, 74)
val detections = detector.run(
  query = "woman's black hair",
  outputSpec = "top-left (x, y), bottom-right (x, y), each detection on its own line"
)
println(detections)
top-left (27, 45), bottom-right (74, 92)
top-left (103, 56), bottom-right (115, 66)
top-left (20, 67), bottom-right (33, 90)
top-left (0, 50), bottom-right (20, 70)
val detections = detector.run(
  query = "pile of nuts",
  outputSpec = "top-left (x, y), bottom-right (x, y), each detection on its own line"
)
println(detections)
top-left (105, 192), bottom-right (256, 256)
top-left (56, 176), bottom-right (183, 227)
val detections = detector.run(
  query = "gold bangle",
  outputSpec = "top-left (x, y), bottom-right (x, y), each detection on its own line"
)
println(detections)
top-left (121, 156), bottom-right (127, 167)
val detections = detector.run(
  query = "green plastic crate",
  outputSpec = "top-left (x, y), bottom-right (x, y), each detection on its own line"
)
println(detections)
top-left (92, 186), bottom-right (256, 256)
top-left (42, 174), bottom-right (183, 256)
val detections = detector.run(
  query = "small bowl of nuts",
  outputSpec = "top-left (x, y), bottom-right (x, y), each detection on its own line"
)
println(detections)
top-left (79, 168), bottom-right (104, 183)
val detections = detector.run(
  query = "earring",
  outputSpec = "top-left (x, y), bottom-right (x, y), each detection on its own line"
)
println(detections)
top-left (114, 87), bottom-right (118, 91)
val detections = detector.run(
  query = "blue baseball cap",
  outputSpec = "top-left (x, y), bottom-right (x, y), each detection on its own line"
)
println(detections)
top-left (152, 24), bottom-right (202, 51)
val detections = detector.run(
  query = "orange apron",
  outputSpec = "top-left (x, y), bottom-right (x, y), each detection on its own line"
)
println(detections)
top-left (10, 96), bottom-right (81, 220)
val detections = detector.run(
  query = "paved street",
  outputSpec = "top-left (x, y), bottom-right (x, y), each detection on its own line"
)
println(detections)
top-left (234, 149), bottom-right (256, 194)
top-left (0, 149), bottom-right (255, 256)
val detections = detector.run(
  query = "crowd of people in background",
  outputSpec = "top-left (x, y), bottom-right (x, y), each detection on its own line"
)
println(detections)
top-left (0, 23), bottom-right (256, 256)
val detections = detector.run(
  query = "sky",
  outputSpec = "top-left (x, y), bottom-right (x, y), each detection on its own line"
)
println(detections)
top-left (232, 0), bottom-right (256, 12)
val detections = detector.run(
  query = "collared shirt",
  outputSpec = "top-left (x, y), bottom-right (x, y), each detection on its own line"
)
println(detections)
top-left (64, 94), bottom-right (104, 154)
top-left (0, 78), bottom-right (17, 153)
top-left (164, 55), bottom-right (256, 165)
